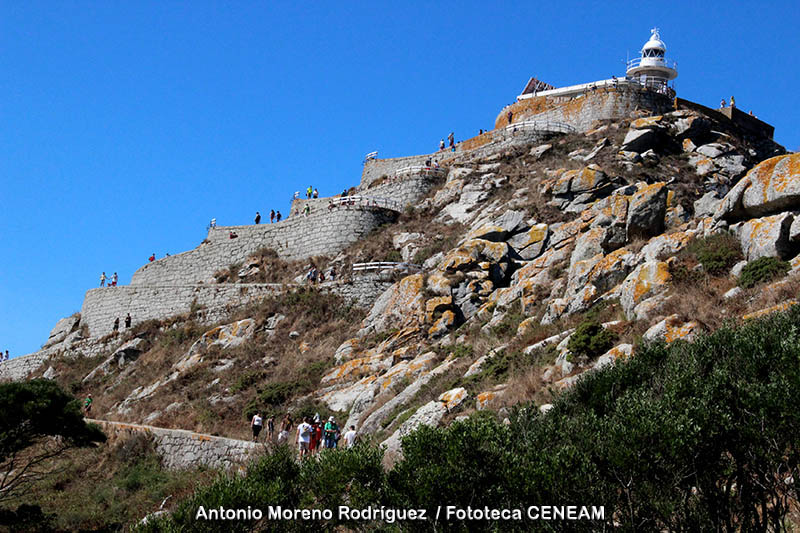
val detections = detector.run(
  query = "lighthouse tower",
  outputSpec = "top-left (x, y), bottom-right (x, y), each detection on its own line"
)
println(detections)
top-left (626, 28), bottom-right (678, 94)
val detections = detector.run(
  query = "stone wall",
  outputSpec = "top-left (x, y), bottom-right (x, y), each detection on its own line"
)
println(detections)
top-left (90, 419), bottom-right (260, 470)
top-left (357, 172), bottom-right (444, 207)
top-left (495, 86), bottom-right (672, 133)
top-left (80, 280), bottom-right (393, 338)
top-left (360, 128), bottom-right (570, 188)
top-left (132, 207), bottom-right (398, 286)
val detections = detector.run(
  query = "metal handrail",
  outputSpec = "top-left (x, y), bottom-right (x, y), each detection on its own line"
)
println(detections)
top-left (626, 57), bottom-right (678, 71)
top-left (328, 195), bottom-right (401, 212)
top-left (500, 120), bottom-right (577, 135)
top-left (394, 165), bottom-right (446, 175)
top-left (352, 261), bottom-right (422, 272)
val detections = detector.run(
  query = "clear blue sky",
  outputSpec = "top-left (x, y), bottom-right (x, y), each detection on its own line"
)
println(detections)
top-left (2, 2), bottom-right (798, 357)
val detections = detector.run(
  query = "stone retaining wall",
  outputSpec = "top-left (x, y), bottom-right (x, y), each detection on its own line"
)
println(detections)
top-left (89, 419), bottom-right (260, 470)
top-left (80, 279), bottom-right (393, 338)
top-left (495, 86), bottom-right (672, 133)
top-left (132, 207), bottom-right (397, 286)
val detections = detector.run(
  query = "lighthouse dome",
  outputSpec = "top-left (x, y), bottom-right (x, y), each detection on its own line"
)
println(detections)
top-left (642, 30), bottom-right (666, 52)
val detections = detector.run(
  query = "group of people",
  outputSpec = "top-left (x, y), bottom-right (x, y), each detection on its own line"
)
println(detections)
top-left (112, 313), bottom-right (133, 332)
top-left (720, 96), bottom-right (736, 109)
top-left (0, 350), bottom-right (10, 363)
top-left (439, 131), bottom-right (456, 152)
top-left (253, 210), bottom-right (282, 224)
top-left (99, 272), bottom-right (119, 287)
top-left (305, 265), bottom-right (335, 283)
top-left (250, 412), bottom-right (356, 459)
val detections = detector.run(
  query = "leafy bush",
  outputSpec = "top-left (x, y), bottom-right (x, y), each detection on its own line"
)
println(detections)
top-left (566, 320), bottom-right (617, 358)
top-left (689, 232), bottom-right (742, 275)
top-left (738, 256), bottom-right (790, 288)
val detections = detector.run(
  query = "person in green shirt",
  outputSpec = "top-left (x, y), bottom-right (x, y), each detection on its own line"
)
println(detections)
top-left (323, 416), bottom-right (339, 449)
top-left (83, 394), bottom-right (93, 416)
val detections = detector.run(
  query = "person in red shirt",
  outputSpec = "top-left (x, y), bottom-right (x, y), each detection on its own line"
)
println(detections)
top-left (148, 253), bottom-right (155, 262)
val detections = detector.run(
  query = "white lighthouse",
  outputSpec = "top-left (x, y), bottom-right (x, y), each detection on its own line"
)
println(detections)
top-left (626, 28), bottom-right (678, 94)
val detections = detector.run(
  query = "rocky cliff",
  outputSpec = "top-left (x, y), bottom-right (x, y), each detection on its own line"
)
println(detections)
top-left (5, 93), bottom-right (795, 466)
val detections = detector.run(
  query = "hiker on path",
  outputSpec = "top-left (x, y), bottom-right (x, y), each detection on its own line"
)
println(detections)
top-left (100, 272), bottom-right (106, 287)
top-left (507, 110), bottom-right (513, 124)
top-left (303, 204), bottom-right (310, 218)
top-left (296, 417), bottom-right (313, 459)
top-left (448, 132), bottom-right (454, 148)
top-left (313, 188), bottom-right (319, 198)
top-left (276, 211), bottom-right (282, 222)
top-left (730, 96), bottom-right (736, 108)
top-left (254, 212), bottom-right (261, 224)
top-left (113, 317), bottom-right (120, 332)
top-left (149, 253), bottom-right (156, 262)
top-left (270, 210), bottom-right (275, 223)
top-left (251, 412), bottom-right (264, 442)
top-left (439, 139), bottom-right (445, 151)
top-left (306, 185), bottom-right (313, 199)
top-left (343, 425), bottom-right (357, 448)
top-left (323, 416), bottom-right (339, 449)
top-left (267, 416), bottom-right (275, 442)
top-left (720, 98), bottom-right (726, 108)
top-left (111, 272), bottom-right (118, 287)
top-left (83, 394), bottom-right (93, 415)
top-left (125, 313), bottom-right (132, 329)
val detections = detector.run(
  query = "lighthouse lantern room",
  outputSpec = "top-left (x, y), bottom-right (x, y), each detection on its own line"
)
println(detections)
top-left (626, 28), bottom-right (678, 95)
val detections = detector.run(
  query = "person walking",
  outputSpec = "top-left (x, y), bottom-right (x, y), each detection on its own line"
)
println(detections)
top-left (270, 209), bottom-right (275, 223)
top-left (149, 253), bottom-right (156, 262)
top-left (83, 394), bottom-right (93, 416)
top-left (306, 185), bottom-right (313, 199)
top-left (113, 317), bottom-right (120, 332)
top-left (125, 313), bottom-right (132, 328)
top-left (112, 272), bottom-right (118, 287)
top-left (276, 211), bottom-right (282, 222)
top-left (507, 110), bottom-right (513, 125)
top-left (313, 188), bottom-right (319, 198)
top-left (448, 132), bottom-right (454, 148)
top-left (303, 204), bottom-right (310, 218)
top-left (730, 95), bottom-right (736, 108)
top-left (100, 272), bottom-right (106, 287)
top-left (323, 416), bottom-right (339, 449)
top-left (296, 417), bottom-right (313, 459)
top-left (439, 139), bottom-right (445, 151)
top-left (720, 98), bottom-right (727, 108)
top-left (251, 412), bottom-right (264, 442)
top-left (343, 425), bottom-right (357, 448)
top-left (254, 211), bottom-right (261, 224)
top-left (267, 416), bottom-right (275, 442)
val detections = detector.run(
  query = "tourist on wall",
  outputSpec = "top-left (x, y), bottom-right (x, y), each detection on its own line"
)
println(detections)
top-left (100, 272), bottom-right (106, 287)
top-left (254, 211), bottom-right (261, 224)
top-left (270, 209), bottom-right (275, 223)
top-left (125, 313), bottom-right (132, 329)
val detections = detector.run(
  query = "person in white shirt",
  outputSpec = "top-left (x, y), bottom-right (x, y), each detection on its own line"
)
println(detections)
top-left (251, 412), bottom-right (263, 442)
top-left (343, 425), bottom-right (357, 448)
top-left (296, 417), bottom-right (313, 459)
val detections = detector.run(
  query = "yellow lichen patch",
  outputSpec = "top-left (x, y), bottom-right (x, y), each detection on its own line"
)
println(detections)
top-left (426, 272), bottom-right (453, 294)
top-left (742, 300), bottom-right (799, 320)
top-left (589, 248), bottom-right (632, 283)
top-left (298, 341), bottom-right (311, 354)
top-left (425, 296), bottom-right (453, 323)
top-left (321, 353), bottom-right (388, 384)
top-left (458, 131), bottom-right (495, 152)
top-left (428, 310), bottom-right (456, 337)
top-left (660, 316), bottom-right (702, 343)
top-left (476, 391), bottom-right (497, 410)
top-left (466, 225), bottom-right (507, 242)
top-left (631, 115), bottom-right (663, 129)
top-left (666, 190), bottom-right (675, 207)
top-left (570, 166), bottom-right (602, 192)
top-left (517, 316), bottom-right (539, 337)
top-left (632, 262), bottom-right (671, 304)
top-left (604, 344), bottom-right (633, 361)
top-left (438, 387), bottom-right (468, 410)
top-left (682, 138), bottom-right (696, 151)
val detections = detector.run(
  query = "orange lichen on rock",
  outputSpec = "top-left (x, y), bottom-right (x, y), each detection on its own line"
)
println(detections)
top-left (631, 115), bottom-right (664, 129)
top-left (742, 300), bottom-right (799, 320)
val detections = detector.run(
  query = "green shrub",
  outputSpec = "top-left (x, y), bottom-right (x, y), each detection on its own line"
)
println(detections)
top-left (448, 343), bottom-right (474, 359)
top-left (567, 320), bottom-right (617, 358)
top-left (689, 232), bottom-right (742, 275)
top-left (738, 256), bottom-right (790, 288)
